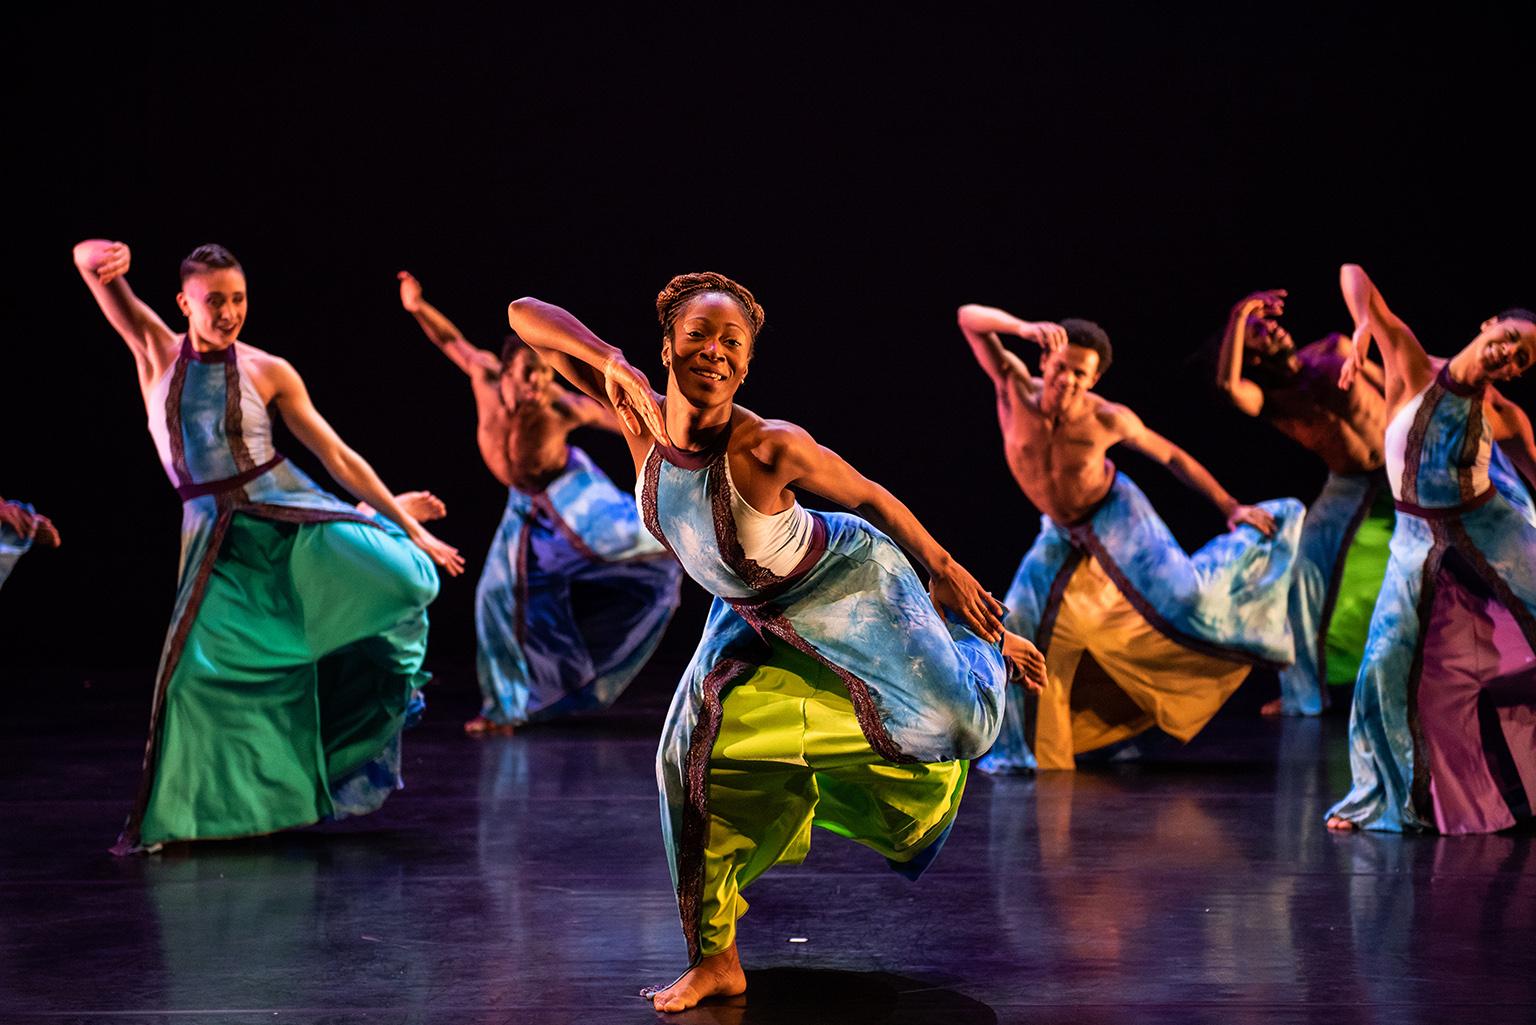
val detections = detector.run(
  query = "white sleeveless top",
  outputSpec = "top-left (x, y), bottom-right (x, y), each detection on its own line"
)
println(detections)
top-left (722, 459), bottom-right (817, 576)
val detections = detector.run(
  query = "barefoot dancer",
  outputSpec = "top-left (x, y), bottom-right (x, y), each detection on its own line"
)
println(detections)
top-left (73, 240), bottom-right (464, 854)
top-left (1325, 265), bottom-right (1536, 835)
top-left (0, 497), bottom-right (61, 590)
top-left (1214, 289), bottom-right (1393, 716)
top-left (397, 272), bottom-right (681, 734)
top-left (509, 273), bottom-right (1045, 1013)
top-left (957, 305), bottom-right (1303, 773)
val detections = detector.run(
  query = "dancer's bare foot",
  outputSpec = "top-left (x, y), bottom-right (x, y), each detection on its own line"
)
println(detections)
top-left (356, 491), bottom-right (447, 523)
top-left (464, 715), bottom-right (516, 736)
top-left (1260, 697), bottom-right (1285, 717)
top-left (396, 490), bottom-right (447, 522)
top-left (643, 944), bottom-right (747, 1013)
top-left (1326, 816), bottom-right (1358, 832)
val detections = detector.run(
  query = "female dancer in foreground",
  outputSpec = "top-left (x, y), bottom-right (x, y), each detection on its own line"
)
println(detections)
top-left (74, 240), bottom-right (463, 854)
top-left (509, 273), bottom-right (1046, 1012)
top-left (1327, 264), bottom-right (1536, 834)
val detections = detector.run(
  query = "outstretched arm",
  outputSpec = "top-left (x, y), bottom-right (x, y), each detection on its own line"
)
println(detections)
top-left (507, 297), bottom-right (667, 445)
top-left (72, 240), bottom-right (178, 390)
top-left (0, 500), bottom-right (61, 547)
top-left (1489, 390), bottom-right (1536, 491)
top-left (398, 271), bottom-right (502, 379)
top-left (1338, 264), bottom-right (1432, 405)
top-left (763, 423), bottom-right (1005, 641)
top-left (1112, 405), bottom-right (1276, 535)
top-left (956, 304), bottom-right (1066, 392)
top-left (1215, 291), bottom-right (1284, 417)
top-left (267, 358), bottom-right (465, 576)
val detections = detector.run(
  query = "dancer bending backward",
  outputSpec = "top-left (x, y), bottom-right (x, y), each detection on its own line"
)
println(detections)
top-left (1326, 265), bottom-right (1536, 835)
top-left (0, 497), bottom-right (60, 590)
top-left (1215, 289), bottom-right (1392, 716)
top-left (397, 272), bottom-right (681, 734)
top-left (74, 240), bottom-right (463, 855)
top-left (509, 274), bottom-right (1045, 1013)
top-left (957, 305), bottom-right (1303, 773)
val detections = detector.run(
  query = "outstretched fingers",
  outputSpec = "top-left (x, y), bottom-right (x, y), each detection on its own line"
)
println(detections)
top-left (1004, 633), bottom-right (1047, 692)
top-left (416, 532), bottom-right (465, 576)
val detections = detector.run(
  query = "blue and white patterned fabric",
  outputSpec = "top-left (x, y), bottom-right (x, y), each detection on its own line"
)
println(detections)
top-left (475, 446), bottom-right (682, 725)
top-left (1327, 367), bottom-right (1536, 833)
top-left (977, 470), bottom-right (1303, 774)
top-left (637, 426), bottom-right (1008, 963)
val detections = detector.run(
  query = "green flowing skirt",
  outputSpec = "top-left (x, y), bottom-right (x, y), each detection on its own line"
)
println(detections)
top-left (138, 513), bottom-right (436, 848)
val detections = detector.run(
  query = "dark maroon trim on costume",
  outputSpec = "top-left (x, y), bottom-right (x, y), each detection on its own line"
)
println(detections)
top-left (708, 454), bottom-right (796, 590)
top-left (1075, 530), bottom-right (1288, 672)
top-left (1445, 518), bottom-right (1536, 657)
top-left (180, 335), bottom-right (233, 364)
top-left (1400, 382), bottom-right (1443, 506)
top-left (223, 349), bottom-right (256, 473)
top-left (115, 500), bottom-right (237, 855)
top-left (1394, 488), bottom-right (1497, 520)
top-left (514, 512), bottom-right (532, 648)
top-left (1457, 395), bottom-right (1486, 503)
top-left (1437, 362), bottom-right (1485, 399)
top-left (165, 350), bottom-right (192, 490)
top-left (785, 516), bottom-right (829, 581)
top-left (675, 656), bottom-right (758, 965)
top-left (176, 455), bottom-right (287, 501)
top-left (1035, 548), bottom-right (1086, 656)
top-left (1404, 537), bottom-right (1444, 824)
top-left (641, 448), bottom-right (670, 551)
top-left (240, 503), bottom-right (382, 528)
top-left (655, 403), bottom-right (735, 471)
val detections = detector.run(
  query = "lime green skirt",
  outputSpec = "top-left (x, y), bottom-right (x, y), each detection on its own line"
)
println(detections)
top-left (699, 641), bottom-right (968, 956)
top-left (138, 513), bottom-right (436, 847)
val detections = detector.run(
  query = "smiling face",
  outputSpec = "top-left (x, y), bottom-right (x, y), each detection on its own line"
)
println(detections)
top-left (501, 346), bottom-right (555, 407)
top-left (1466, 314), bottom-right (1536, 382)
top-left (664, 291), bottom-right (754, 407)
top-left (1040, 344), bottom-right (1102, 415)
top-left (176, 267), bottom-right (248, 347)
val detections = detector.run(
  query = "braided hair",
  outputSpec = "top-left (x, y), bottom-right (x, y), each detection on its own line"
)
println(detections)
top-left (655, 272), bottom-right (766, 344)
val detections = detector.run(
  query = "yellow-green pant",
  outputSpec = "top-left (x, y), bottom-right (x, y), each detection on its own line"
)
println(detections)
top-left (700, 642), bottom-right (968, 956)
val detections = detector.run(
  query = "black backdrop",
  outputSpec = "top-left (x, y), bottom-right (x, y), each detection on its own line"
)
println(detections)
top-left (6, 7), bottom-right (1532, 704)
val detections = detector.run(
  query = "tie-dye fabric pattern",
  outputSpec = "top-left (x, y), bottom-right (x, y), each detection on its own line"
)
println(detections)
top-left (639, 439), bottom-right (1008, 963)
top-left (474, 447), bottom-right (681, 725)
top-left (978, 470), bottom-right (1303, 774)
top-left (1327, 368), bottom-right (1536, 833)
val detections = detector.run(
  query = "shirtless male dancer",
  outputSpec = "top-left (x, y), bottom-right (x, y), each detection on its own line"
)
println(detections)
top-left (399, 272), bottom-right (680, 733)
top-left (958, 304), bottom-right (1302, 772)
top-left (1215, 289), bottom-right (1390, 716)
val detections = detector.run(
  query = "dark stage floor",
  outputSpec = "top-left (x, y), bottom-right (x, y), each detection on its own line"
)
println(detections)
top-left (2, 668), bottom-right (1533, 1025)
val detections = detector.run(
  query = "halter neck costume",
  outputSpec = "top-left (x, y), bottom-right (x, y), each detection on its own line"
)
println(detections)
top-left (1328, 364), bottom-right (1536, 833)
top-left (636, 412), bottom-right (1008, 964)
top-left (116, 338), bottom-right (439, 854)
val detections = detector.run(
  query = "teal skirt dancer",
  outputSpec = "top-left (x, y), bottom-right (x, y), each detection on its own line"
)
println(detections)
top-left (115, 339), bottom-right (438, 854)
